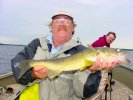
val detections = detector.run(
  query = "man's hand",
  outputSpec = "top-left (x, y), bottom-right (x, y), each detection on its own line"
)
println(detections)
top-left (89, 57), bottom-right (118, 72)
top-left (31, 66), bottom-right (47, 79)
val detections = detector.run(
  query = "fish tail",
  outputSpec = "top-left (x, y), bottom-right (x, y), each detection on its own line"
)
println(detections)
top-left (19, 60), bottom-right (31, 78)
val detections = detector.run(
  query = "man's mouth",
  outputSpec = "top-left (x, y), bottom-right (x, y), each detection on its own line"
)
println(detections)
top-left (58, 28), bottom-right (66, 31)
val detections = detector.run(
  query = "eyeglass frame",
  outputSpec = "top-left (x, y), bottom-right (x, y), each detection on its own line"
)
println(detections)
top-left (52, 18), bottom-right (73, 25)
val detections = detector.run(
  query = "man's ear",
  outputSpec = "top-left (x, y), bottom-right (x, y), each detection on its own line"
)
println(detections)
top-left (49, 24), bottom-right (53, 30)
top-left (49, 26), bottom-right (52, 30)
top-left (72, 31), bottom-right (75, 35)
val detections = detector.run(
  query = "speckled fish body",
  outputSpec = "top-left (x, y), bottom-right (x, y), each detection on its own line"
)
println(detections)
top-left (19, 47), bottom-right (129, 79)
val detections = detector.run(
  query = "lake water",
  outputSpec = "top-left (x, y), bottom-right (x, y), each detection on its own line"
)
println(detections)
top-left (0, 44), bottom-right (133, 75)
top-left (0, 45), bottom-right (25, 74)
top-left (123, 50), bottom-right (133, 69)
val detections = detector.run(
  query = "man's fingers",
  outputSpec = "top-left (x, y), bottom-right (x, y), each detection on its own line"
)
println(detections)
top-left (31, 66), bottom-right (47, 79)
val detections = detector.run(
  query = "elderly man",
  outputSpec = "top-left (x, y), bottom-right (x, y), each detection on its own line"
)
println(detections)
top-left (11, 11), bottom-right (118, 100)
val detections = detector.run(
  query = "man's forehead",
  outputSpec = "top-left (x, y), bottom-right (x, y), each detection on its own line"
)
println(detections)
top-left (109, 34), bottom-right (115, 38)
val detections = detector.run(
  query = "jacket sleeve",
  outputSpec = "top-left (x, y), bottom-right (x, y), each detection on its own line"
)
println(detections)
top-left (11, 38), bottom-right (40, 85)
top-left (91, 40), bottom-right (104, 47)
top-left (83, 71), bottom-right (101, 98)
top-left (91, 36), bottom-right (106, 47)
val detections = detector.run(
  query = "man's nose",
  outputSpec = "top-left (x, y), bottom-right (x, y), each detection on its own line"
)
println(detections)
top-left (59, 20), bottom-right (67, 25)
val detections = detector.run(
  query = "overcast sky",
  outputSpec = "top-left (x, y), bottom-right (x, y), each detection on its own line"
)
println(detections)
top-left (0, 0), bottom-right (133, 49)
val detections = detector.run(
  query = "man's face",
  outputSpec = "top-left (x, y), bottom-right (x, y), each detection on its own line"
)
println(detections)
top-left (51, 15), bottom-right (75, 43)
top-left (106, 34), bottom-right (116, 44)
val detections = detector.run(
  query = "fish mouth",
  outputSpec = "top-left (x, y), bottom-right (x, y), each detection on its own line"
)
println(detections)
top-left (119, 58), bottom-right (131, 65)
top-left (125, 59), bottom-right (131, 64)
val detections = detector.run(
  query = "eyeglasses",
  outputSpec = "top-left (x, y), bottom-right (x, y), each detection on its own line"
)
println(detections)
top-left (52, 18), bottom-right (72, 25)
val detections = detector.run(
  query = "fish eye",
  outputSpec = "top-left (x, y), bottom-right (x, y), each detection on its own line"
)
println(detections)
top-left (116, 48), bottom-right (120, 52)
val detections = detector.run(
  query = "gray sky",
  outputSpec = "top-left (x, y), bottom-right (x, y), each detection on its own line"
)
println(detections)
top-left (0, 0), bottom-right (133, 49)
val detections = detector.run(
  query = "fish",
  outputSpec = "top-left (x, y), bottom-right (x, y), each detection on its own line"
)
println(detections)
top-left (19, 47), bottom-right (130, 79)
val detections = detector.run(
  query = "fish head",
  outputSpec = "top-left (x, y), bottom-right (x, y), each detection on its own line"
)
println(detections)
top-left (99, 48), bottom-right (130, 65)
top-left (83, 48), bottom-right (130, 65)
top-left (115, 49), bottom-right (130, 64)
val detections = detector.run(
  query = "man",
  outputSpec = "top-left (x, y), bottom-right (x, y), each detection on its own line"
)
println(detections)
top-left (91, 32), bottom-right (116, 99)
top-left (91, 32), bottom-right (116, 47)
top-left (11, 11), bottom-right (118, 100)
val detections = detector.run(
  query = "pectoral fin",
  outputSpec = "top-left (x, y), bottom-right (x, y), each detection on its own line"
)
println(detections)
top-left (80, 59), bottom-right (94, 70)
top-left (47, 69), bottom-right (62, 79)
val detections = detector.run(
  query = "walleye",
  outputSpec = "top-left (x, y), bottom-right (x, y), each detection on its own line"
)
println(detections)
top-left (19, 47), bottom-right (130, 79)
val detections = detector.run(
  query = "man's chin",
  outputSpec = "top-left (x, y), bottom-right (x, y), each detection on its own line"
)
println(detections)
top-left (58, 37), bottom-right (68, 42)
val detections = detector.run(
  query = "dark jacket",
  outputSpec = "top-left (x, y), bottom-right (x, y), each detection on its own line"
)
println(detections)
top-left (91, 35), bottom-right (110, 47)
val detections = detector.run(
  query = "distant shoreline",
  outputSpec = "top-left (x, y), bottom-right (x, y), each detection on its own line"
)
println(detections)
top-left (121, 49), bottom-right (133, 51)
top-left (0, 43), bottom-right (25, 46)
top-left (0, 43), bottom-right (132, 51)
